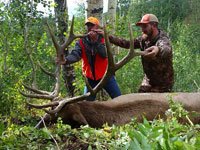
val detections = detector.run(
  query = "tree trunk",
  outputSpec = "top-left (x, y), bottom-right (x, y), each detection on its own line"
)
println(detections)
top-left (86, 0), bottom-right (103, 25)
top-left (54, 0), bottom-right (76, 97)
top-left (108, 0), bottom-right (118, 57)
top-left (108, 0), bottom-right (117, 33)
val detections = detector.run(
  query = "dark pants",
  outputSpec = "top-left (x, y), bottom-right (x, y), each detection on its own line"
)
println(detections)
top-left (84, 75), bottom-right (121, 101)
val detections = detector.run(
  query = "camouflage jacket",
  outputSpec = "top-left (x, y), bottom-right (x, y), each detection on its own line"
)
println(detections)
top-left (109, 29), bottom-right (174, 90)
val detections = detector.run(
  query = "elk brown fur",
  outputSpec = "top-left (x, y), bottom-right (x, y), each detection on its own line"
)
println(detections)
top-left (38, 93), bottom-right (200, 128)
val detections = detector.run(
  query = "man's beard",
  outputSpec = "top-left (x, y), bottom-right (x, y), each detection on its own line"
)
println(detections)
top-left (142, 27), bottom-right (153, 40)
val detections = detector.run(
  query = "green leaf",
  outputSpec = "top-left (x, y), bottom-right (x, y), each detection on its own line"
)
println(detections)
top-left (130, 130), bottom-right (151, 150)
top-left (88, 145), bottom-right (92, 150)
top-left (141, 139), bottom-right (151, 150)
top-left (194, 137), bottom-right (200, 148)
top-left (0, 122), bottom-right (5, 136)
top-left (132, 130), bottom-right (144, 142)
top-left (174, 141), bottom-right (184, 147)
top-left (186, 130), bottom-right (196, 141)
top-left (129, 138), bottom-right (142, 150)
top-left (137, 123), bottom-right (149, 136)
top-left (174, 141), bottom-right (196, 150)
top-left (163, 123), bottom-right (172, 150)
top-left (84, 133), bottom-right (90, 138)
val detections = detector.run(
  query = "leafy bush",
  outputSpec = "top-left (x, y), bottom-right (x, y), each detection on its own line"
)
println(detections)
top-left (172, 23), bottom-right (200, 92)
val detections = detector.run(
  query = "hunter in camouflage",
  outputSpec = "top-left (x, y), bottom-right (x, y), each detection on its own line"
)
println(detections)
top-left (107, 14), bottom-right (174, 92)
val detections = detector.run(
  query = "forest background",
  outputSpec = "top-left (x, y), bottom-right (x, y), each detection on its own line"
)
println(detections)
top-left (0, 0), bottom-right (200, 149)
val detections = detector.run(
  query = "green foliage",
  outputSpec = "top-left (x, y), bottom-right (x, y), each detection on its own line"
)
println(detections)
top-left (0, 71), bottom-right (20, 115)
top-left (128, 0), bottom-right (190, 31)
top-left (1, 98), bottom-right (200, 149)
top-left (115, 15), bottom-right (130, 38)
top-left (115, 50), bottom-right (144, 94)
top-left (172, 23), bottom-right (200, 92)
top-left (0, 124), bottom-right (55, 149)
top-left (117, 0), bottom-right (131, 17)
top-left (0, 0), bottom-right (58, 116)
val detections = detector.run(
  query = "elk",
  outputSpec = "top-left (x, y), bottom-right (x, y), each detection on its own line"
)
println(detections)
top-left (20, 17), bottom-right (200, 129)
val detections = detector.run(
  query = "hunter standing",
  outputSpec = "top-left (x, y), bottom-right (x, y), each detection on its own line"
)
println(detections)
top-left (95, 14), bottom-right (174, 92)
top-left (56, 17), bottom-right (121, 100)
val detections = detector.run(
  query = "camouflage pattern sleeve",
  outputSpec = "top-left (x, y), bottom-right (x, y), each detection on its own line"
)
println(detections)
top-left (109, 35), bottom-right (130, 48)
top-left (109, 35), bottom-right (142, 50)
top-left (156, 36), bottom-right (172, 58)
top-left (65, 40), bottom-right (82, 64)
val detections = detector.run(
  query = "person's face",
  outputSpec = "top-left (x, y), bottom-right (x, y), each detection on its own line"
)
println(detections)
top-left (86, 23), bottom-right (98, 32)
top-left (140, 23), bottom-right (154, 39)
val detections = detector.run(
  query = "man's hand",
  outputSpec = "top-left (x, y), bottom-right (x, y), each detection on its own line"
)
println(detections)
top-left (92, 29), bottom-right (104, 37)
top-left (144, 46), bottom-right (159, 58)
top-left (55, 54), bottom-right (67, 65)
top-left (88, 31), bottom-right (98, 42)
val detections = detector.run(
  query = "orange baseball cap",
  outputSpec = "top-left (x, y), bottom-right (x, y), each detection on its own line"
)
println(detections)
top-left (85, 17), bottom-right (100, 26)
top-left (136, 14), bottom-right (158, 26)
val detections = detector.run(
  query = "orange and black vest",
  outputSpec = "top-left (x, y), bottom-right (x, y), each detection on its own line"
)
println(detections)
top-left (79, 38), bottom-right (108, 80)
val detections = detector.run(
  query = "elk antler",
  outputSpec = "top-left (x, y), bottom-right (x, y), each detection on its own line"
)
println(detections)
top-left (20, 16), bottom-right (87, 103)
top-left (20, 17), bottom-right (147, 114)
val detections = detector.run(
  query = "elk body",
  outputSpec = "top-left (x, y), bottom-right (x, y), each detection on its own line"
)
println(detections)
top-left (20, 17), bottom-right (200, 129)
top-left (37, 93), bottom-right (200, 128)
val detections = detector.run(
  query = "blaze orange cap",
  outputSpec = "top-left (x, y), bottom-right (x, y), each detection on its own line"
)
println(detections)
top-left (85, 17), bottom-right (100, 26)
top-left (136, 14), bottom-right (158, 26)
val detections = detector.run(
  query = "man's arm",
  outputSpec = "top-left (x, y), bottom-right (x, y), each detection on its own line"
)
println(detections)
top-left (94, 29), bottom-right (142, 49)
top-left (144, 37), bottom-right (172, 59)
top-left (156, 37), bottom-right (172, 58)
top-left (65, 40), bottom-right (82, 64)
top-left (109, 35), bottom-right (130, 49)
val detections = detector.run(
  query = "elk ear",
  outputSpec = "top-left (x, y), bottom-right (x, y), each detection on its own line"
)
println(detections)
top-left (72, 113), bottom-right (88, 125)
